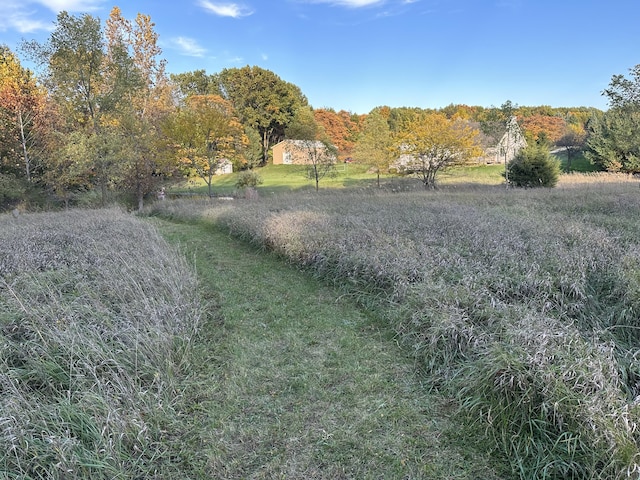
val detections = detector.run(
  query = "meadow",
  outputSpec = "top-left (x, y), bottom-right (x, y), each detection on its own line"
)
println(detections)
top-left (149, 171), bottom-right (640, 479)
top-left (166, 151), bottom-right (597, 198)
top-left (3, 161), bottom-right (639, 478)
top-left (0, 209), bottom-right (204, 477)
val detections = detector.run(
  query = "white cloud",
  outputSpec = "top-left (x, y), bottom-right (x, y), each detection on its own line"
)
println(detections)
top-left (32, 0), bottom-right (105, 12)
top-left (197, 1), bottom-right (254, 18)
top-left (0, 0), bottom-right (104, 34)
top-left (0, 3), bottom-right (52, 33)
top-left (171, 37), bottom-right (207, 57)
top-left (306, 0), bottom-right (384, 6)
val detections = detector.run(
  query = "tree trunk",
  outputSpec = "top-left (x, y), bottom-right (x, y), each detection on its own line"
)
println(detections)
top-left (137, 181), bottom-right (144, 211)
top-left (17, 110), bottom-right (31, 182)
top-left (262, 129), bottom-right (269, 165)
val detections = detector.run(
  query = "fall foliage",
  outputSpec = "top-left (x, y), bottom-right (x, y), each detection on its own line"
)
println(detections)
top-left (395, 112), bottom-right (482, 188)
top-left (313, 108), bottom-right (362, 160)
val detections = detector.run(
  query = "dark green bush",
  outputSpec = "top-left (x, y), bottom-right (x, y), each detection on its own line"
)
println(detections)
top-left (235, 170), bottom-right (264, 189)
top-left (505, 145), bottom-right (561, 187)
top-left (0, 173), bottom-right (26, 210)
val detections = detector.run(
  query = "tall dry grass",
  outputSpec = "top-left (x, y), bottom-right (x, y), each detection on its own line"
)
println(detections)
top-left (0, 208), bottom-right (202, 478)
top-left (147, 174), bottom-right (640, 479)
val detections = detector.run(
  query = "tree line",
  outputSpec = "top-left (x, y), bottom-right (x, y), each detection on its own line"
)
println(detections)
top-left (0, 8), bottom-right (637, 209)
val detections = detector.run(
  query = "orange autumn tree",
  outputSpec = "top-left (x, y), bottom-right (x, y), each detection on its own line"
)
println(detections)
top-left (313, 108), bottom-right (362, 160)
top-left (0, 45), bottom-right (48, 182)
top-left (165, 94), bottom-right (246, 197)
top-left (520, 114), bottom-right (566, 145)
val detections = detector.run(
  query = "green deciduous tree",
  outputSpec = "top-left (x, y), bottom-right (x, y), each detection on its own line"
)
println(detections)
top-left (395, 112), bottom-right (481, 189)
top-left (241, 125), bottom-right (263, 170)
top-left (23, 12), bottom-right (105, 131)
top-left (44, 130), bottom-right (95, 208)
top-left (170, 69), bottom-right (219, 101)
top-left (165, 94), bottom-right (246, 197)
top-left (353, 108), bottom-right (393, 187)
top-left (217, 66), bottom-right (307, 165)
top-left (22, 12), bottom-right (114, 205)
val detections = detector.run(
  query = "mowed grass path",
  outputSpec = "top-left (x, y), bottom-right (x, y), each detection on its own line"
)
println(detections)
top-left (155, 219), bottom-right (504, 479)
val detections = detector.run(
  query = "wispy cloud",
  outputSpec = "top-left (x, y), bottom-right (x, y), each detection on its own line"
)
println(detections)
top-left (0, 0), bottom-right (104, 34)
top-left (0, 3), bottom-right (52, 33)
top-left (198, 1), bottom-right (254, 18)
top-left (33, 0), bottom-right (105, 12)
top-left (304, 0), bottom-right (385, 7)
top-left (170, 37), bottom-right (207, 57)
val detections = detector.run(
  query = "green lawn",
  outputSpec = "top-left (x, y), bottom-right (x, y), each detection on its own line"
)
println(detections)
top-left (167, 152), bottom-right (600, 198)
top-left (552, 149), bottom-right (600, 172)
top-left (169, 162), bottom-right (507, 197)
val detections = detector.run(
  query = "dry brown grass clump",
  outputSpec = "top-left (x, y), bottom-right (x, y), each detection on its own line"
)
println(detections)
top-left (148, 178), bottom-right (640, 478)
top-left (0, 208), bottom-right (202, 478)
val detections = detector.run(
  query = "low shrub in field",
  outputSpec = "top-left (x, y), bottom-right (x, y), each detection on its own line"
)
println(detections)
top-left (148, 178), bottom-right (640, 478)
top-left (505, 145), bottom-right (561, 188)
top-left (235, 169), bottom-right (264, 189)
top-left (0, 208), bottom-right (202, 478)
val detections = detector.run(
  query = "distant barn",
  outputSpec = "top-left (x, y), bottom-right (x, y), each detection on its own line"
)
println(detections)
top-left (481, 116), bottom-right (527, 164)
top-left (272, 139), bottom-right (336, 165)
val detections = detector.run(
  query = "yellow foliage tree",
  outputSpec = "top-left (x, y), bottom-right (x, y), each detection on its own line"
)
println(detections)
top-left (396, 112), bottom-right (482, 188)
top-left (165, 94), bottom-right (246, 197)
top-left (0, 46), bottom-right (47, 182)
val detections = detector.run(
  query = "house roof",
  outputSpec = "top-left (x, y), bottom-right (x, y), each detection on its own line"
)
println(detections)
top-left (273, 139), bottom-right (328, 149)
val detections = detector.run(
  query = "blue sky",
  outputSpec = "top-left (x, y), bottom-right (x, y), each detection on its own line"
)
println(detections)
top-left (1, 0), bottom-right (638, 113)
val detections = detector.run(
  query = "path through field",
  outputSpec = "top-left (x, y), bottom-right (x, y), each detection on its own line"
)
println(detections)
top-left (156, 219), bottom-right (505, 479)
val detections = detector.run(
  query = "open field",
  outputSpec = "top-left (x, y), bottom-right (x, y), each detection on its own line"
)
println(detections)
top-left (0, 207), bottom-right (504, 478)
top-left (148, 173), bottom-right (640, 479)
top-left (3, 170), bottom-right (638, 478)
top-left (167, 153), bottom-right (601, 199)
top-left (168, 162), bottom-right (507, 197)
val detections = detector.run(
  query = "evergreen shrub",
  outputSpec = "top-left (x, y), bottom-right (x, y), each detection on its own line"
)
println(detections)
top-left (505, 145), bottom-right (561, 187)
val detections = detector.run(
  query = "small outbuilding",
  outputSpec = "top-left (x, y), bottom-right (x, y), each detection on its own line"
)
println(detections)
top-left (272, 139), bottom-right (335, 165)
top-left (215, 158), bottom-right (233, 175)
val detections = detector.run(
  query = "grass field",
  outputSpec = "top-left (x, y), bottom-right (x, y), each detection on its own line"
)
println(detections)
top-left (0, 207), bottom-right (504, 478)
top-left (148, 172), bottom-right (640, 479)
top-left (4, 165), bottom-right (638, 478)
top-left (153, 219), bottom-right (504, 478)
top-left (167, 152), bottom-right (601, 198)
top-left (0, 209), bottom-right (204, 477)
top-left (168, 162), bottom-right (507, 197)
